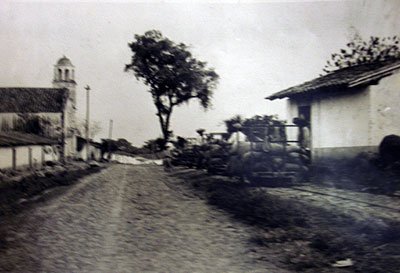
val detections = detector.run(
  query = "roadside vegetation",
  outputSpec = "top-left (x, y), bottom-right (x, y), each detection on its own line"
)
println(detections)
top-left (0, 161), bottom-right (103, 216)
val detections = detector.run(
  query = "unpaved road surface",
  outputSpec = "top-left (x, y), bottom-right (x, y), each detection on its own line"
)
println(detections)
top-left (0, 164), bottom-right (289, 272)
top-left (167, 168), bottom-right (400, 273)
top-left (265, 184), bottom-right (400, 222)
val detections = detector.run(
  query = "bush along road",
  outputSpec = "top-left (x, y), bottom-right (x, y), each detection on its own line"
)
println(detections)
top-left (0, 161), bottom-right (104, 216)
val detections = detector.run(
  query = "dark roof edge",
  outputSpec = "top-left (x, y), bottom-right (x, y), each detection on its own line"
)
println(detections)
top-left (266, 61), bottom-right (400, 100)
top-left (0, 133), bottom-right (58, 147)
top-left (348, 63), bottom-right (400, 88)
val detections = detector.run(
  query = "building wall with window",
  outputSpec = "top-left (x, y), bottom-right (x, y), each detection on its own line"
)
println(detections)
top-left (287, 71), bottom-right (400, 162)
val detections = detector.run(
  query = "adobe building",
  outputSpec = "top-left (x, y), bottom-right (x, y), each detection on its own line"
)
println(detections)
top-left (267, 59), bottom-right (400, 164)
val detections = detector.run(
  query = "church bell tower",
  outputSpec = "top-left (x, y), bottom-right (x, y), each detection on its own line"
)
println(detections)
top-left (53, 56), bottom-right (77, 108)
top-left (53, 56), bottom-right (78, 159)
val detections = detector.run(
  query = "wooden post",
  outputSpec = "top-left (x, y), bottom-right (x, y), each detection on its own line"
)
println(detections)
top-left (28, 147), bottom-right (32, 169)
top-left (41, 146), bottom-right (45, 166)
top-left (12, 148), bottom-right (16, 170)
top-left (107, 119), bottom-right (113, 160)
top-left (60, 109), bottom-right (66, 163)
top-left (85, 85), bottom-right (91, 161)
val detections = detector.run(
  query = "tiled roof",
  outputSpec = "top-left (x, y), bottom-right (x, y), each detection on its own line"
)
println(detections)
top-left (0, 132), bottom-right (58, 147)
top-left (266, 59), bottom-right (400, 100)
top-left (0, 88), bottom-right (68, 113)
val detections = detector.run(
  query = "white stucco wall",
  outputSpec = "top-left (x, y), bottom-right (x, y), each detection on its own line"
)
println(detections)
top-left (62, 99), bottom-right (77, 158)
top-left (15, 146), bottom-right (30, 167)
top-left (64, 136), bottom-right (76, 158)
top-left (287, 88), bottom-right (372, 161)
top-left (369, 70), bottom-right (400, 146)
top-left (0, 145), bottom-right (59, 170)
top-left (286, 71), bottom-right (400, 162)
top-left (31, 145), bottom-right (43, 168)
top-left (312, 89), bottom-right (370, 149)
top-left (0, 147), bottom-right (13, 169)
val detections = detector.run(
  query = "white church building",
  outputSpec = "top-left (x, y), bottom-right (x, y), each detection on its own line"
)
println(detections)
top-left (0, 56), bottom-right (78, 162)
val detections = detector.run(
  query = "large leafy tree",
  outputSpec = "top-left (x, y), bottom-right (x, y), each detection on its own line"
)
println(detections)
top-left (125, 30), bottom-right (219, 146)
top-left (323, 34), bottom-right (400, 74)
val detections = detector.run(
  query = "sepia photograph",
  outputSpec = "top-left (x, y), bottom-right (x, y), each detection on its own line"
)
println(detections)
top-left (0, 0), bottom-right (400, 272)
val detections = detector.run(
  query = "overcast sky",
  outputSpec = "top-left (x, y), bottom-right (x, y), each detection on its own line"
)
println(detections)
top-left (1, 0), bottom-right (399, 146)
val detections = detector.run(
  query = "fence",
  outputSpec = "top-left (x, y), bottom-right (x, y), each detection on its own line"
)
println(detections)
top-left (0, 145), bottom-right (59, 170)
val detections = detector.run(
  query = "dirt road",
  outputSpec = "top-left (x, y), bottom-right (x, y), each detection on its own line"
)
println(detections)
top-left (0, 164), bottom-right (289, 272)
top-left (265, 184), bottom-right (400, 222)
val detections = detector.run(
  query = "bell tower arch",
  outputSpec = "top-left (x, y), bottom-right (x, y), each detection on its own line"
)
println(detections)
top-left (53, 55), bottom-right (77, 107)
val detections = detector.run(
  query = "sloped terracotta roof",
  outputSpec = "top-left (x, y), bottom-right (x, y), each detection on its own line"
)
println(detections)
top-left (0, 88), bottom-right (68, 113)
top-left (0, 132), bottom-right (58, 147)
top-left (266, 59), bottom-right (400, 100)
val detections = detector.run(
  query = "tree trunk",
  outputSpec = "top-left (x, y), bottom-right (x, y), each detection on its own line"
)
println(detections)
top-left (156, 112), bottom-right (170, 149)
top-left (155, 96), bottom-right (173, 149)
